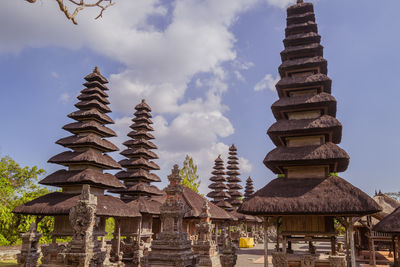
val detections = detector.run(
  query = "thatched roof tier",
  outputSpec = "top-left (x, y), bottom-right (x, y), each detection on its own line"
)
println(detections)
top-left (63, 121), bottom-right (117, 137)
top-left (227, 176), bottom-right (241, 182)
top-left (132, 116), bottom-right (153, 124)
top-left (373, 207), bottom-right (400, 233)
top-left (75, 99), bottom-right (111, 113)
top-left (207, 191), bottom-right (231, 199)
top-left (210, 176), bottom-right (226, 182)
top-left (283, 32), bottom-right (321, 48)
top-left (285, 21), bottom-right (317, 37)
top-left (229, 191), bottom-right (243, 197)
top-left (134, 109), bottom-right (152, 118)
top-left (276, 75), bottom-right (331, 98)
top-left (226, 144), bottom-right (243, 209)
top-left (230, 210), bottom-right (259, 223)
top-left (208, 156), bottom-right (230, 204)
top-left (56, 134), bottom-right (119, 152)
top-left (127, 196), bottom-right (164, 215)
top-left (278, 58), bottom-right (328, 78)
top-left (244, 177), bottom-right (255, 200)
top-left (49, 150), bottom-right (121, 170)
top-left (280, 43), bottom-right (323, 62)
top-left (127, 131), bottom-right (155, 140)
top-left (264, 142), bottom-right (349, 173)
top-left (13, 192), bottom-right (141, 218)
top-left (287, 11), bottom-right (315, 25)
top-left (84, 67), bottom-right (108, 83)
top-left (228, 183), bottom-right (243, 190)
top-left (83, 80), bottom-right (108, 91)
top-left (80, 87), bottom-right (108, 98)
top-left (135, 99), bottom-right (152, 111)
top-left (267, 115), bottom-right (342, 146)
top-left (130, 122), bottom-right (154, 131)
top-left (39, 169), bottom-right (124, 189)
top-left (120, 148), bottom-right (158, 160)
top-left (110, 182), bottom-right (163, 196)
top-left (238, 176), bottom-right (381, 216)
top-left (68, 109), bottom-right (114, 124)
top-left (372, 194), bottom-right (400, 220)
top-left (77, 93), bottom-right (110, 105)
top-left (287, 2), bottom-right (314, 15)
top-left (119, 158), bottom-right (160, 170)
top-left (115, 169), bottom-right (161, 182)
top-left (209, 182), bottom-right (229, 190)
top-left (123, 139), bottom-right (157, 149)
top-left (271, 92), bottom-right (336, 120)
top-left (216, 200), bottom-right (233, 211)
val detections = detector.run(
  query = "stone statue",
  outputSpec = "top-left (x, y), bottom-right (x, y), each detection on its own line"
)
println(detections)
top-left (17, 223), bottom-right (42, 267)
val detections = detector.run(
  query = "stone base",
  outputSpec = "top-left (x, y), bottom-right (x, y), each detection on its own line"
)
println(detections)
top-left (196, 254), bottom-right (221, 267)
top-left (17, 252), bottom-right (40, 267)
top-left (328, 255), bottom-right (346, 267)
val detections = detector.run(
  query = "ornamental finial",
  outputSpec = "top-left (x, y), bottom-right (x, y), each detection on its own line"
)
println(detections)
top-left (93, 66), bottom-right (100, 74)
top-left (297, 0), bottom-right (303, 3)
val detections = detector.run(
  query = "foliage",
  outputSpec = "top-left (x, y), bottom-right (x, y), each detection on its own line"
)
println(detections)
top-left (179, 155), bottom-right (201, 193)
top-left (0, 156), bottom-right (53, 245)
top-left (385, 192), bottom-right (400, 201)
top-left (105, 217), bottom-right (115, 240)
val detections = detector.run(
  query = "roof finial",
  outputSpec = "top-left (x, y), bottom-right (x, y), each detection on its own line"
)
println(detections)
top-left (141, 99), bottom-right (146, 103)
top-left (93, 66), bottom-right (100, 74)
top-left (297, 0), bottom-right (304, 3)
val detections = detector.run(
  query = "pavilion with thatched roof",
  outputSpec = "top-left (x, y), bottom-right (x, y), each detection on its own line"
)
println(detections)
top-left (239, 1), bottom-right (381, 267)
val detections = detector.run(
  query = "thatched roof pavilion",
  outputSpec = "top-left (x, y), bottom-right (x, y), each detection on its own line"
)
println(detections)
top-left (14, 68), bottom-right (141, 238)
top-left (226, 144), bottom-right (243, 209)
top-left (239, 1), bottom-right (380, 266)
top-left (244, 176), bottom-right (255, 200)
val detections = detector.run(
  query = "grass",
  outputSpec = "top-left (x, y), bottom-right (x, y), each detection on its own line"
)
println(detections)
top-left (0, 260), bottom-right (17, 267)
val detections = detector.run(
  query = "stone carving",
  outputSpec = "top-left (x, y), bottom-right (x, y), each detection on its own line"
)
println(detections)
top-left (219, 227), bottom-right (237, 267)
top-left (145, 165), bottom-right (196, 267)
top-left (329, 255), bottom-right (347, 267)
top-left (41, 239), bottom-right (67, 265)
top-left (272, 252), bottom-right (288, 267)
top-left (17, 223), bottom-right (42, 267)
top-left (193, 201), bottom-right (221, 267)
top-left (64, 185), bottom-right (101, 267)
top-left (301, 255), bottom-right (316, 267)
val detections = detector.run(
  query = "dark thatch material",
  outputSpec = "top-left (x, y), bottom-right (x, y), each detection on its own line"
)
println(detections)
top-left (13, 192), bottom-right (141, 218)
top-left (264, 142), bottom-right (349, 173)
top-left (285, 21), bottom-right (317, 37)
top-left (373, 207), bottom-right (400, 233)
top-left (75, 99), bottom-right (111, 113)
top-left (39, 169), bottom-right (125, 189)
top-left (63, 121), bottom-right (117, 137)
top-left (238, 176), bottom-right (381, 216)
top-left (120, 148), bottom-right (158, 159)
top-left (110, 182), bottom-right (163, 196)
top-left (119, 158), bottom-right (160, 170)
top-left (81, 87), bottom-right (108, 98)
top-left (130, 123), bottom-right (154, 131)
top-left (68, 109), bottom-right (114, 124)
top-left (84, 67), bottom-right (108, 84)
top-left (127, 196), bottom-right (164, 215)
top-left (134, 109), bottom-right (152, 118)
top-left (286, 11), bottom-right (315, 25)
top-left (280, 43), bottom-right (323, 62)
top-left (278, 61), bottom-right (328, 80)
top-left (127, 131), bottom-right (155, 140)
top-left (49, 150), bottom-right (121, 170)
top-left (267, 115), bottom-right (342, 146)
top-left (244, 177), bottom-right (255, 199)
top-left (283, 32), bottom-right (321, 47)
top-left (271, 92), bottom-right (336, 120)
top-left (56, 134), bottom-right (119, 152)
top-left (287, 2), bottom-right (314, 16)
top-left (123, 139), bottom-right (157, 149)
top-left (77, 92), bottom-right (110, 105)
top-left (215, 200), bottom-right (233, 211)
top-left (115, 169), bottom-right (161, 182)
top-left (83, 80), bottom-right (108, 91)
top-left (372, 194), bottom-right (400, 220)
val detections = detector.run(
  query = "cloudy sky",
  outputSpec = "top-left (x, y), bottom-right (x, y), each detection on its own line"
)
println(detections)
top-left (1, 0), bottom-right (399, 196)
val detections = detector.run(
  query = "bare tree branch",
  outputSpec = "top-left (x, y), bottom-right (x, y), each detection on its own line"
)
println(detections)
top-left (25, 0), bottom-right (114, 25)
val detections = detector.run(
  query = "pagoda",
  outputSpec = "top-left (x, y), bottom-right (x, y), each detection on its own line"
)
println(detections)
top-left (226, 144), bottom-right (243, 209)
top-left (14, 67), bottom-right (141, 266)
top-left (244, 177), bottom-right (255, 200)
top-left (206, 155), bottom-right (233, 211)
top-left (239, 2), bottom-right (381, 267)
top-left (110, 99), bottom-right (163, 201)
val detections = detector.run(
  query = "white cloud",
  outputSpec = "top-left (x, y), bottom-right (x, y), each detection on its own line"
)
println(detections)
top-left (51, 71), bottom-right (60, 78)
top-left (59, 93), bottom-right (70, 103)
top-left (254, 73), bottom-right (280, 91)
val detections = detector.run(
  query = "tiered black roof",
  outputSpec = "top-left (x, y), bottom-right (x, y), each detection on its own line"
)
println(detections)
top-left (206, 156), bottom-right (232, 211)
top-left (239, 2), bottom-right (380, 216)
top-left (110, 99), bottom-right (163, 201)
top-left (226, 144), bottom-right (243, 209)
top-left (14, 68), bottom-right (141, 218)
top-left (244, 177), bottom-right (255, 200)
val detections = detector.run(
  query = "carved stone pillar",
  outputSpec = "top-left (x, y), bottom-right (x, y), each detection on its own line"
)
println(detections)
top-left (329, 255), bottom-right (347, 267)
top-left (271, 252), bottom-right (288, 267)
top-left (220, 227), bottom-right (237, 267)
top-left (301, 255), bottom-right (316, 267)
top-left (17, 223), bottom-right (42, 267)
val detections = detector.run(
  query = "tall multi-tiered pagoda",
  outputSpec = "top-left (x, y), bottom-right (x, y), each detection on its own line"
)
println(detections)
top-left (110, 99), bottom-right (163, 201)
top-left (14, 68), bottom-right (141, 266)
top-left (226, 144), bottom-right (243, 209)
top-left (239, 2), bottom-right (380, 266)
top-left (244, 177), bottom-right (255, 200)
top-left (207, 155), bottom-right (232, 211)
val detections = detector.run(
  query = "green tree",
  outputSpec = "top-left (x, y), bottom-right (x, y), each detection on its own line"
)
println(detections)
top-left (179, 155), bottom-right (201, 193)
top-left (0, 156), bottom-right (53, 245)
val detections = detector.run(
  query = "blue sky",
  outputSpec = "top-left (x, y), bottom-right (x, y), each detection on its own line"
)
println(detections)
top-left (1, 0), bottom-right (399, 196)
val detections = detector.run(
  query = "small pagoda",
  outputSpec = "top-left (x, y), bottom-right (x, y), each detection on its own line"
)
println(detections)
top-left (14, 67), bottom-right (141, 266)
top-left (239, 2), bottom-right (381, 267)
top-left (226, 144), bottom-right (243, 210)
top-left (206, 155), bottom-right (233, 211)
top-left (244, 177), bottom-right (255, 200)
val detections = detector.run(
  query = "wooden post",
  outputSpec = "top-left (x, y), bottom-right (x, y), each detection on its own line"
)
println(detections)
top-left (138, 217), bottom-right (142, 242)
top-left (371, 237), bottom-right (376, 267)
top-left (215, 222), bottom-right (219, 246)
top-left (282, 236), bottom-right (287, 254)
top-left (392, 235), bottom-right (397, 267)
top-left (264, 217), bottom-right (270, 267)
top-left (276, 217), bottom-right (280, 252)
top-left (348, 218), bottom-right (356, 267)
top-left (331, 236), bottom-right (336, 255)
top-left (117, 219), bottom-right (121, 257)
